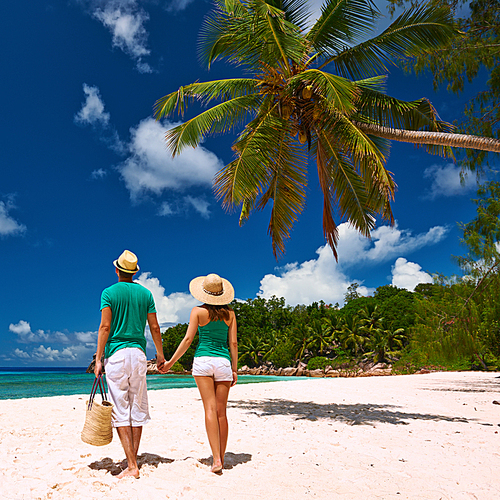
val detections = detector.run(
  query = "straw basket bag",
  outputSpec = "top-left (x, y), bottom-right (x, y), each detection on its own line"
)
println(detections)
top-left (81, 375), bottom-right (113, 446)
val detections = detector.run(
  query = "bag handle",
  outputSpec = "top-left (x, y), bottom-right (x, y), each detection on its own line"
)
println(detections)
top-left (87, 374), bottom-right (109, 410)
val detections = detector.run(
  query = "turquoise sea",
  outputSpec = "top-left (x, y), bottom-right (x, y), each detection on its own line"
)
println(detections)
top-left (0, 367), bottom-right (295, 400)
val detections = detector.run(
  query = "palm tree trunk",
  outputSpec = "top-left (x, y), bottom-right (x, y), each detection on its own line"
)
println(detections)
top-left (355, 122), bottom-right (500, 153)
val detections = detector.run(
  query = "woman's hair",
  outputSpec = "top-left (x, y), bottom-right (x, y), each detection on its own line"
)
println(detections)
top-left (204, 304), bottom-right (232, 322)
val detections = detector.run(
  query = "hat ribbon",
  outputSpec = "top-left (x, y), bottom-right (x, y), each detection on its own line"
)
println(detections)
top-left (203, 286), bottom-right (224, 296)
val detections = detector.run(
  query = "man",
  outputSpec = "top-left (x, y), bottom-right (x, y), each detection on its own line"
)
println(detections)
top-left (94, 250), bottom-right (165, 479)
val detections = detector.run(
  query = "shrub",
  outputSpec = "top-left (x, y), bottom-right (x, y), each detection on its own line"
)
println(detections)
top-left (268, 339), bottom-right (295, 368)
top-left (170, 361), bottom-right (185, 373)
top-left (307, 356), bottom-right (331, 370)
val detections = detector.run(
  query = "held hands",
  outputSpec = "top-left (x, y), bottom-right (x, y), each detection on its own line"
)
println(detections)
top-left (156, 354), bottom-right (166, 374)
top-left (162, 359), bottom-right (175, 373)
top-left (156, 354), bottom-right (174, 374)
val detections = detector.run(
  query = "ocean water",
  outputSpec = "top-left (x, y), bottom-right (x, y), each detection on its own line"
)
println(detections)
top-left (0, 367), bottom-right (295, 400)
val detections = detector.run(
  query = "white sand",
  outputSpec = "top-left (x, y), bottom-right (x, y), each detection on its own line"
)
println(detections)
top-left (1, 371), bottom-right (500, 500)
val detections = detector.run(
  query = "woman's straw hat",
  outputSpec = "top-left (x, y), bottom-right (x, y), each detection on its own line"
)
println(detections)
top-left (189, 273), bottom-right (234, 305)
top-left (113, 250), bottom-right (140, 274)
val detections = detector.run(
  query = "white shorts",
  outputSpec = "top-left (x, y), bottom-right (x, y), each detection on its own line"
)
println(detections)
top-left (104, 347), bottom-right (151, 427)
top-left (192, 356), bottom-right (233, 382)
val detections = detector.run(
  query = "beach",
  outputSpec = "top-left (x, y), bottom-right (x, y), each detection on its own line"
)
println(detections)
top-left (1, 371), bottom-right (499, 500)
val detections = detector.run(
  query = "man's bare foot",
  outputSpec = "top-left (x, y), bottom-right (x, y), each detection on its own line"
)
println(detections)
top-left (117, 467), bottom-right (140, 479)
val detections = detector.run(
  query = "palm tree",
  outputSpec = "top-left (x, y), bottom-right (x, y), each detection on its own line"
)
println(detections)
top-left (358, 303), bottom-right (384, 332)
top-left (364, 325), bottom-right (406, 363)
top-left (290, 321), bottom-right (314, 362)
top-left (238, 331), bottom-right (271, 366)
top-left (340, 313), bottom-right (366, 357)
top-left (305, 318), bottom-right (334, 356)
top-left (155, 0), bottom-right (500, 258)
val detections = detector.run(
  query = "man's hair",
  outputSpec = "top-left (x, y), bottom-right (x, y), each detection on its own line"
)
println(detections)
top-left (118, 268), bottom-right (135, 280)
top-left (205, 304), bottom-right (231, 322)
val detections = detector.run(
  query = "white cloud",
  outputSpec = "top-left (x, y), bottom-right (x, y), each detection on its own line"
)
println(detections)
top-left (184, 196), bottom-right (211, 219)
top-left (423, 163), bottom-right (476, 200)
top-left (92, 1), bottom-right (152, 73)
top-left (10, 321), bottom-right (47, 343)
top-left (135, 272), bottom-right (198, 326)
top-left (75, 84), bottom-right (125, 154)
top-left (9, 320), bottom-right (31, 336)
top-left (336, 222), bottom-right (449, 266)
top-left (9, 320), bottom-right (70, 344)
top-left (157, 197), bottom-right (212, 218)
top-left (91, 168), bottom-right (108, 179)
top-left (258, 222), bottom-right (448, 306)
top-left (13, 348), bottom-right (31, 359)
top-left (158, 201), bottom-right (175, 216)
top-left (119, 118), bottom-right (224, 200)
top-left (391, 257), bottom-right (433, 291)
top-left (165, 0), bottom-right (195, 12)
top-left (259, 245), bottom-right (372, 306)
top-left (74, 331), bottom-right (98, 344)
top-left (74, 84), bottom-right (110, 126)
top-left (30, 345), bottom-right (84, 362)
top-left (12, 345), bottom-right (88, 362)
top-left (0, 198), bottom-right (26, 237)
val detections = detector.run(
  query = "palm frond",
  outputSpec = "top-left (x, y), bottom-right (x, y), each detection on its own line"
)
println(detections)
top-left (287, 69), bottom-right (358, 115)
top-left (214, 98), bottom-right (280, 208)
top-left (321, 2), bottom-right (458, 78)
top-left (354, 80), bottom-right (453, 132)
top-left (199, 0), bottom-right (305, 70)
top-left (165, 94), bottom-right (262, 155)
top-left (307, 0), bottom-right (379, 56)
top-left (256, 123), bottom-right (308, 257)
top-left (274, 0), bottom-right (311, 31)
top-left (154, 78), bottom-right (260, 119)
top-left (316, 130), bottom-right (378, 240)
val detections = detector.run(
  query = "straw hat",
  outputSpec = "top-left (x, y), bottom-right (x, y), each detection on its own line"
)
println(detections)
top-left (189, 273), bottom-right (234, 305)
top-left (113, 250), bottom-right (140, 274)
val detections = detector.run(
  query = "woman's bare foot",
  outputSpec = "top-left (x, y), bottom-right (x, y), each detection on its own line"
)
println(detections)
top-left (117, 467), bottom-right (140, 479)
top-left (211, 461), bottom-right (223, 474)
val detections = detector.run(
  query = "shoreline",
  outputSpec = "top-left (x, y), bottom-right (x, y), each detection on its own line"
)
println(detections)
top-left (2, 371), bottom-right (500, 499)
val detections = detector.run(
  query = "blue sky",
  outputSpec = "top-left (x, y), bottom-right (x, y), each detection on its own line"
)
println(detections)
top-left (1, 0), bottom-right (491, 367)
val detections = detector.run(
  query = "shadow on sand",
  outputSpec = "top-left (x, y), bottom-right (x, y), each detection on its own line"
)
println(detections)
top-left (89, 453), bottom-right (174, 475)
top-left (89, 452), bottom-right (251, 475)
top-left (198, 452), bottom-right (252, 470)
top-left (228, 398), bottom-right (472, 426)
top-left (422, 377), bottom-right (500, 393)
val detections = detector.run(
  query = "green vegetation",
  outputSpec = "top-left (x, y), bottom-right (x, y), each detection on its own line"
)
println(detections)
top-left (386, 0), bottom-right (500, 170)
top-left (155, 0), bottom-right (499, 259)
top-left (154, 0), bottom-right (500, 372)
top-left (161, 183), bottom-right (500, 374)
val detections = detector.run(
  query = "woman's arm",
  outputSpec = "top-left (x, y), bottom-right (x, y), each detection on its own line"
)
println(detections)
top-left (228, 310), bottom-right (238, 386)
top-left (163, 307), bottom-right (199, 371)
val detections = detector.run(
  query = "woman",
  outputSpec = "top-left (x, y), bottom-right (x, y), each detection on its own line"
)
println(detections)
top-left (162, 273), bottom-right (238, 473)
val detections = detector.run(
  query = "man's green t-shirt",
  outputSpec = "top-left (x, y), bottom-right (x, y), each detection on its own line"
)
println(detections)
top-left (100, 282), bottom-right (156, 359)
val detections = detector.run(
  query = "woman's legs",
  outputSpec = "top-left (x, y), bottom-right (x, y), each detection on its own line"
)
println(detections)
top-left (194, 376), bottom-right (231, 472)
top-left (215, 380), bottom-right (231, 464)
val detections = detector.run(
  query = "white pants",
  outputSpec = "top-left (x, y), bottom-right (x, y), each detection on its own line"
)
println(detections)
top-left (104, 348), bottom-right (151, 427)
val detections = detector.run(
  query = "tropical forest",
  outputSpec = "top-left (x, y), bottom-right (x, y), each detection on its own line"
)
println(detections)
top-left (159, 0), bottom-right (500, 375)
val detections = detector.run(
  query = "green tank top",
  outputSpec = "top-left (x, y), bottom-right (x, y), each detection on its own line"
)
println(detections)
top-left (194, 320), bottom-right (230, 360)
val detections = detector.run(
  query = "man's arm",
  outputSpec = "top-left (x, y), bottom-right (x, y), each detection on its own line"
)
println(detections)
top-left (148, 312), bottom-right (165, 369)
top-left (94, 307), bottom-right (112, 377)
